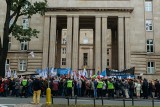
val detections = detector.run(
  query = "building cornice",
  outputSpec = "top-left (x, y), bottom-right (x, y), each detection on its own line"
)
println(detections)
top-left (47, 7), bottom-right (134, 13)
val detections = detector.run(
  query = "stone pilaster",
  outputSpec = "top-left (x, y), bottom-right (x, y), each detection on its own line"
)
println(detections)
top-left (66, 16), bottom-right (73, 68)
top-left (102, 17), bottom-right (108, 71)
top-left (55, 29), bottom-right (62, 68)
top-left (125, 17), bottom-right (131, 68)
top-left (49, 16), bottom-right (57, 68)
top-left (42, 17), bottom-right (50, 69)
top-left (118, 17), bottom-right (125, 70)
top-left (72, 16), bottom-right (79, 71)
top-left (95, 16), bottom-right (102, 73)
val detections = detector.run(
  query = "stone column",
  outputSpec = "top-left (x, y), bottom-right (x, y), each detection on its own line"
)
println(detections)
top-left (118, 17), bottom-right (125, 70)
top-left (72, 16), bottom-right (79, 71)
top-left (49, 16), bottom-right (57, 68)
top-left (66, 16), bottom-right (73, 68)
top-left (125, 17), bottom-right (131, 68)
top-left (42, 17), bottom-right (50, 69)
top-left (95, 16), bottom-right (102, 73)
top-left (102, 17), bottom-right (108, 71)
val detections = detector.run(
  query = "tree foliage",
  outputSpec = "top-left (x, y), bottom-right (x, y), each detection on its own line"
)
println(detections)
top-left (0, 0), bottom-right (47, 77)
top-left (8, 0), bottom-right (47, 41)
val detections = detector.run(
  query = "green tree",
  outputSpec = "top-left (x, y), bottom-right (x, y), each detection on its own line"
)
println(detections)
top-left (0, 0), bottom-right (47, 77)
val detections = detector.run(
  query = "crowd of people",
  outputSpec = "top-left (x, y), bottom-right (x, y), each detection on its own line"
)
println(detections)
top-left (0, 76), bottom-right (160, 100)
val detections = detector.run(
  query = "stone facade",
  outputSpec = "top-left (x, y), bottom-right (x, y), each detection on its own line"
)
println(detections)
top-left (0, 0), bottom-right (160, 79)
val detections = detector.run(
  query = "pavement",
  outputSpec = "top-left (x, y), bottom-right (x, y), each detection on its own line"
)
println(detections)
top-left (0, 97), bottom-right (160, 107)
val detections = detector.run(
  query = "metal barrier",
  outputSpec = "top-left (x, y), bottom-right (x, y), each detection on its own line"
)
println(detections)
top-left (51, 96), bottom-right (156, 107)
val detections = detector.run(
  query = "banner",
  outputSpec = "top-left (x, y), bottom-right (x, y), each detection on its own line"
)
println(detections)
top-left (106, 67), bottom-right (135, 78)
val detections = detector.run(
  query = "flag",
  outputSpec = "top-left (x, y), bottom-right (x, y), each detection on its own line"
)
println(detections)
top-left (7, 67), bottom-right (11, 78)
top-left (83, 68), bottom-right (88, 78)
top-left (29, 51), bottom-right (35, 58)
top-left (13, 70), bottom-right (17, 78)
top-left (78, 70), bottom-right (81, 79)
top-left (101, 70), bottom-right (106, 77)
top-left (90, 70), bottom-right (93, 77)
top-left (73, 71), bottom-right (77, 81)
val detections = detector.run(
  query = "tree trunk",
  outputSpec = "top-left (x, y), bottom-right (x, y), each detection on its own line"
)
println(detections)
top-left (0, 1), bottom-right (10, 77)
top-left (0, 29), bottom-right (9, 77)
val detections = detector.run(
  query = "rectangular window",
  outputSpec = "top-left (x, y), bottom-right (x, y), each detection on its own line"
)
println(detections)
top-left (20, 41), bottom-right (28, 50)
top-left (5, 59), bottom-right (10, 71)
top-left (62, 38), bottom-right (66, 44)
top-left (22, 18), bottom-right (29, 29)
top-left (107, 59), bottom-right (109, 66)
top-left (147, 39), bottom-right (154, 52)
top-left (83, 53), bottom-right (88, 66)
top-left (146, 20), bottom-right (153, 31)
top-left (62, 48), bottom-right (66, 54)
top-left (147, 61), bottom-right (155, 74)
top-left (19, 59), bottom-right (27, 71)
top-left (145, 1), bottom-right (152, 12)
top-left (8, 37), bottom-right (11, 50)
top-left (62, 58), bottom-right (66, 65)
top-left (107, 49), bottom-right (109, 54)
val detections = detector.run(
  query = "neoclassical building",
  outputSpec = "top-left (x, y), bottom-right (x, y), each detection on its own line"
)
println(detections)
top-left (0, 0), bottom-right (160, 79)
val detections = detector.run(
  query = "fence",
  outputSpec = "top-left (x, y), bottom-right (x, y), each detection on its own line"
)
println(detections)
top-left (51, 96), bottom-right (158, 107)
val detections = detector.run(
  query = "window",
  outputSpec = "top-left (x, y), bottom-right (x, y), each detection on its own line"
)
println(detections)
top-left (147, 39), bottom-right (153, 52)
top-left (62, 48), bottom-right (66, 54)
top-left (147, 61), bottom-right (155, 74)
top-left (19, 59), bottom-right (27, 71)
top-left (62, 58), bottom-right (66, 65)
top-left (22, 18), bottom-right (29, 29)
top-left (62, 38), bottom-right (66, 44)
top-left (20, 41), bottom-right (28, 50)
top-left (9, 19), bottom-right (13, 28)
top-left (8, 37), bottom-right (11, 50)
top-left (83, 53), bottom-right (88, 66)
top-left (146, 20), bottom-right (153, 31)
top-left (107, 59), bottom-right (109, 66)
top-left (107, 49), bottom-right (109, 54)
top-left (5, 59), bottom-right (10, 71)
top-left (145, 1), bottom-right (152, 12)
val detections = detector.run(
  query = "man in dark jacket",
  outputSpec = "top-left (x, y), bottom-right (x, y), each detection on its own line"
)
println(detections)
top-left (142, 78), bottom-right (148, 99)
top-left (32, 76), bottom-right (42, 104)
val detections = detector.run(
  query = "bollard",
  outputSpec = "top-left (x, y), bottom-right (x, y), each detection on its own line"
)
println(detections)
top-left (152, 98), bottom-right (154, 107)
top-left (94, 97), bottom-right (96, 107)
top-left (68, 97), bottom-right (70, 106)
top-left (123, 98), bottom-right (125, 107)
top-left (46, 88), bottom-right (51, 105)
top-left (132, 97), bottom-right (134, 106)
top-left (101, 97), bottom-right (104, 106)
top-left (75, 95), bottom-right (77, 106)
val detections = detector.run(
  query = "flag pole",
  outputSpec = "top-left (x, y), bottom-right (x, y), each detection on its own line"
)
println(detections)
top-left (46, 16), bottom-right (51, 105)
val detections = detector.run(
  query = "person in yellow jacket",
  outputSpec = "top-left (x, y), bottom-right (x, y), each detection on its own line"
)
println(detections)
top-left (107, 79), bottom-right (114, 99)
top-left (67, 78), bottom-right (74, 98)
top-left (97, 79), bottom-right (103, 98)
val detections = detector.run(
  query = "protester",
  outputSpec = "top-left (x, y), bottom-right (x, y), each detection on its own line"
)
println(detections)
top-left (32, 76), bottom-right (42, 105)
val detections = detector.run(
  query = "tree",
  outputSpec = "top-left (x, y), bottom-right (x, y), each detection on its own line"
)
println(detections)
top-left (0, 0), bottom-right (47, 77)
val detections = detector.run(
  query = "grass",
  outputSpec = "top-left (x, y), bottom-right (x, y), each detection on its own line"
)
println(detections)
top-left (41, 104), bottom-right (160, 107)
